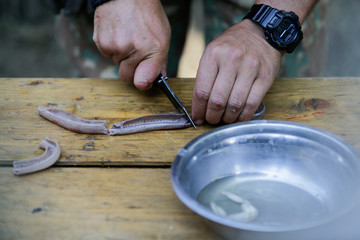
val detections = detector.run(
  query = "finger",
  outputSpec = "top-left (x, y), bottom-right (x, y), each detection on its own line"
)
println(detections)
top-left (222, 58), bottom-right (259, 123)
top-left (94, 28), bottom-right (130, 61)
top-left (191, 54), bottom-right (219, 125)
top-left (238, 76), bottom-right (270, 121)
top-left (160, 56), bottom-right (168, 77)
top-left (118, 56), bottom-right (140, 83)
top-left (133, 55), bottom-right (165, 90)
top-left (221, 76), bottom-right (253, 123)
top-left (93, 29), bottom-right (120, 58)
top-left (204, 68), bottom-right (237, 124)
top-left (93, 37), bottom-right (113, 57)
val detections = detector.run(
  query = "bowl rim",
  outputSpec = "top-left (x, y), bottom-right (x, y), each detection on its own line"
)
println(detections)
top-left (170, 120), bottom-right (360, 232)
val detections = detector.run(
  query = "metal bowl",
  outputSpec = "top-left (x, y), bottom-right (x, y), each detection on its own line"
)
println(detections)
top-left (171, 121), bottom-right (360, 240)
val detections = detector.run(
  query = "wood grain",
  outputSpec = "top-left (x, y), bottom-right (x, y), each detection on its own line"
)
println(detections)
top-left (0, 78), bottom-right (213, 166)
top-left (264, 77), bottom-right (360, 151)
top-left (1, 77), bottom-right (360, 240)
top-left (1, 78), bottom-right (360, 166)
top-left (0, 167), bottom-right (218, 240)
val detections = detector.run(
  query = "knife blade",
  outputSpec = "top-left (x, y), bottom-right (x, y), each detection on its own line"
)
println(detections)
top-left (154, 73), bottom-right (196, 129)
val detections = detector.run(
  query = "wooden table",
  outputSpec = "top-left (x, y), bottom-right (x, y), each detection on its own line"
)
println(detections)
top-left (1, 77), bottom-right (360, 239)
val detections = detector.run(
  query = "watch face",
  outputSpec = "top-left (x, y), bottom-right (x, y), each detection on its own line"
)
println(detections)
top-left (273, 17), bottom-right (299, 44)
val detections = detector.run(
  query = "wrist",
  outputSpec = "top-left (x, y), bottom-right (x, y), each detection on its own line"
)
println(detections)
top-left (243, 4), bottom-right (303, 53)
top-left (241, 19), bottom-right (265, 38)
top-left (241, 19), bottom-right (285, 56)
top-left (253, 0), bottom-right (318, 24)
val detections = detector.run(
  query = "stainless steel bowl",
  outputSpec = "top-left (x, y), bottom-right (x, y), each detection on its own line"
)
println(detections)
top-left (171, 121), bottom-right (360, 240)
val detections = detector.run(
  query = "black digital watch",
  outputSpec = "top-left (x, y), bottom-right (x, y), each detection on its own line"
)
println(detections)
top-left (243, 4), bottom-right (303, 53)
top-left (91, 0), bottom-right (111, 9)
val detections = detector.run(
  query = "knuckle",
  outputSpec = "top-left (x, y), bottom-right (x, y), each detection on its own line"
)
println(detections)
top-left (227, 105), bottom-right (242, 115)
top-left (97, 34), bottom-right (111, 47)
top-left (204, 42), bottom-right (223, 60)
top-left (112, 39), bottom-right (127, 53)
top-left (228, 97), bottom-right (243, 110)
top-left (95, 37), bottom-right (114, 55)
top-left (226, 48), bottom-right (246, 62)
top-left (208, 96), bottom-right (227, 111)
top-left (244, 54), bottom-right (259, 69)
top-left (194, 88), bottom-right (210, 102)
top-left (246, 98), bottom-right (259, 110)
top-left (92, 34), bottom-right (98, 45)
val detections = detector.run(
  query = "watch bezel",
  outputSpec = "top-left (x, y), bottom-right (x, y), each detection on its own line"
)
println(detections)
top-left (243, 5), bottom-right (304, 53)
top-left (264, 11), bottom-right (303, 53)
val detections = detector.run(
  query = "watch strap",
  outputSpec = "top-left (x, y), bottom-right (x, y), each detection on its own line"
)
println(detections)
top-left (243, 4), bottom-right (278, 29)
top-left (91, 0), bottom-right (111, 9)
top-left (244, 4), bottom-right (303, 53)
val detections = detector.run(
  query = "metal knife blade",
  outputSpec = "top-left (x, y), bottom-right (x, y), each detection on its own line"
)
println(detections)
top-left (154, 73), bottom-right (196, 129)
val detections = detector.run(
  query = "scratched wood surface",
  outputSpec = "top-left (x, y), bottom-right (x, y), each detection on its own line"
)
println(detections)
top-left (1, 77), bottom-right (360, 167)
top-left (1, 77), bottom-right (360, 240)
top-left (264, 77), bottom-right (360, 152)
top-left (0, 167), bottom-right (218, 240)
top-left (0, 78), bottom-right (212, 166)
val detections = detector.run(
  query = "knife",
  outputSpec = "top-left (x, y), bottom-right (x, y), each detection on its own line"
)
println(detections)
top-left (154, 73), bottom-right (197, 129)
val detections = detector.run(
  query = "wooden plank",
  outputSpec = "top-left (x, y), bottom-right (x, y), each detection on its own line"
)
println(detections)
top-left (264, 77), bottom-right (360, 150)
top-left (0, 78), bottom-right (214, 166)
top-left (0, 167), bottom-right (218, 240)
top-left (1, 77), bottom-right (360, 166)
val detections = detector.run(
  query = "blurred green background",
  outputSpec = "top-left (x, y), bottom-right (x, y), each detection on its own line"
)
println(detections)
top-left (1, 0), bottom-right (360, 78)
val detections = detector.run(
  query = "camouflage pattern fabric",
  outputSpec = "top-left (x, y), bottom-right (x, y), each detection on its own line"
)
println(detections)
top-left (204, 0), bottom-right (328, 77)
top-left (53, 0), bottom-right (327, 78)
top-left (53, 0), bottom-right (190, 78)
top-left (55, 11), bottom-right (118, 77)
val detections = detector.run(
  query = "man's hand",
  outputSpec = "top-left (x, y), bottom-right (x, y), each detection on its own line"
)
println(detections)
top-left (192, 0), bottom-right (318, 125)
top-left (192, 19), bottom-right (281, 124)
top-left (93, 0), bottom-right (170, 90)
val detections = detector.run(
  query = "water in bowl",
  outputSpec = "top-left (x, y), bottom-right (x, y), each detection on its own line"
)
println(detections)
top-left (197, 173), bottom-right (329, 228)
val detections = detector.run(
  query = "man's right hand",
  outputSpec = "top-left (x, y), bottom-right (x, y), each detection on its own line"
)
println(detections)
top-left (93, 0), bottom-right (171, 90)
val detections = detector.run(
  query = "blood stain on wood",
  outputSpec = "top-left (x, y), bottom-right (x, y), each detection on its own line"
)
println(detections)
top-left (312, 111), bottom-right (325, 115)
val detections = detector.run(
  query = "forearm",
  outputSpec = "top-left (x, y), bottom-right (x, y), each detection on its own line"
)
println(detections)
top-left (254, 0), bottom-right (319, 23)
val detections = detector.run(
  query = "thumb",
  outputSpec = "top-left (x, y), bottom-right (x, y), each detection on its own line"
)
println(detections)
top-left (133, 57), bottom-right (166, 91)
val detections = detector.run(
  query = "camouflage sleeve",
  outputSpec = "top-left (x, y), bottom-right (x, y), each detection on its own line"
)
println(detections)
top-left (204, 0), bottom-right (328, 77)
top-left (43, 0), bottom-right (91, 16)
